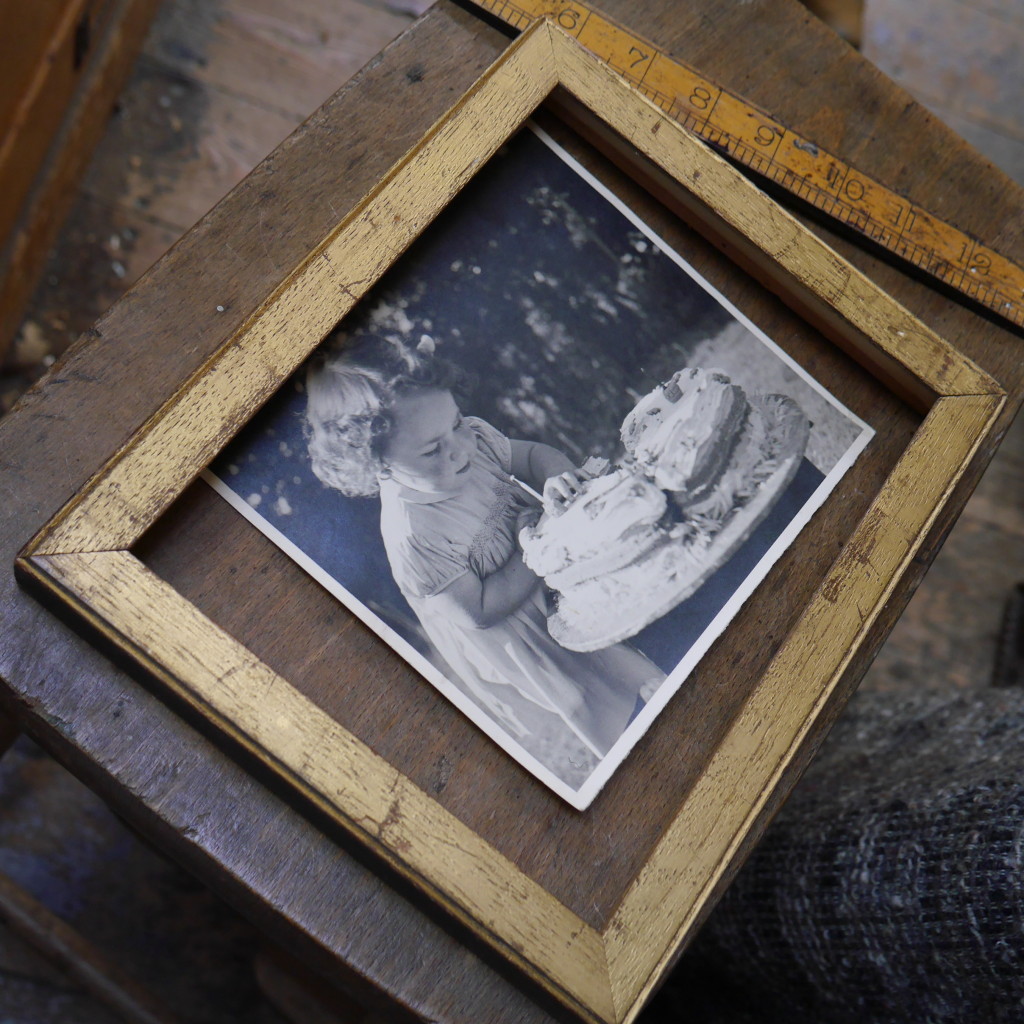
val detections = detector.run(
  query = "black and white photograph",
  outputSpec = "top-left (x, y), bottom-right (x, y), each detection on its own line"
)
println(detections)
top-left (204, 125), bottom-right (874, 809)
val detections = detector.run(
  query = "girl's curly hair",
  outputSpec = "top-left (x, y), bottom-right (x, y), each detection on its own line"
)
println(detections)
top-left (305, 334), bottom-right (463, 497)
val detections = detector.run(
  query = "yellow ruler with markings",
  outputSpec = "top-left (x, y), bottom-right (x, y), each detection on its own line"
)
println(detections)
top-left (462, 0), bottom-right (1024, 330)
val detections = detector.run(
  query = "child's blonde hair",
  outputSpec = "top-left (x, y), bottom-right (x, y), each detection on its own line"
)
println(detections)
top-left (305, 335), bottom-right (462, 497)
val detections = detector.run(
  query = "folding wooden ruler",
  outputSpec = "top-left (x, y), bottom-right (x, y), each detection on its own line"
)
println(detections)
top-left (462, 0), bottom-right (1024, 330)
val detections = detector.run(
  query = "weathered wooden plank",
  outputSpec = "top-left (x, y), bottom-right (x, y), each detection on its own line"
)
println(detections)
top-left (143, 0), bottom-right (413, 121)
top-left (864, 0), bottom-right (1024, 190)
top-left (0, 7), bottom-right (571, 1021)
top-left (79, 55), bottom-right (303, 233)
top-left (0, 0), bottom-right (162, 359)
top-left (2, 1), bottom-right (1023, 1020)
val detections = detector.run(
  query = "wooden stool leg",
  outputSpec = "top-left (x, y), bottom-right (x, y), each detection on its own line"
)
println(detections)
top-left (0, 711), bottom-right (181, 1023)
top-left (0, 872), bottom-right (184, 1024)
top-left (254, 943), bottom-right (379, 1023)
top-left (0, 708), bottom-right (18, 758)
top-left (800, 0), bottom-right (864, 46)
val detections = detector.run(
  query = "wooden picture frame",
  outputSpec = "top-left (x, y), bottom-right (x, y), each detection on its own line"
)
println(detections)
top-left (16, 20), bottom-right (1005, 1024)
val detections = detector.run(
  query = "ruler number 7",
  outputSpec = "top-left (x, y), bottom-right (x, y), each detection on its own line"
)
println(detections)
top-left (628, 46), bottom-right (650, 69)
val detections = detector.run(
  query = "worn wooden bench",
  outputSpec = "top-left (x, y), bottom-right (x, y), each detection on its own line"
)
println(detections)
top-left (1, 2), bottom-right (1022, 1020)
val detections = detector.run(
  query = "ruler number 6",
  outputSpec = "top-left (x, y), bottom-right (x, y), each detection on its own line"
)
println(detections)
top-left (557, 7), bottom-right (582, 29)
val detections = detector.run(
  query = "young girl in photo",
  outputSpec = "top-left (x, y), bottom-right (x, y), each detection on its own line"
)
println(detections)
top-left (305, 337), bottom-right (664, 760)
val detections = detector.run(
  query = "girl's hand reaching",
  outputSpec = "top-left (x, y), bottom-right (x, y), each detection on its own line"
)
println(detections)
top-left (511, 442), bottom-right (609, 515)
top-left (542, 456), bottom-right (606, 513)
top-left (543, 470), bottom-right (586, 512)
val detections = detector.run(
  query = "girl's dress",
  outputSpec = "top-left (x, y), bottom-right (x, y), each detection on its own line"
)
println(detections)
top-left (378, 417), bottom-right (664, 759)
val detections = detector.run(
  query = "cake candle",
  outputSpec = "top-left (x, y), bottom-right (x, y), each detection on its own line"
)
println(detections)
top-left (508, 474), bottom-right (544, 504)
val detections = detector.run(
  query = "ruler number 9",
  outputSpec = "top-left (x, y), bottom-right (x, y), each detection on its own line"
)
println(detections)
top-left (754, 124), bottom-right (777, 146)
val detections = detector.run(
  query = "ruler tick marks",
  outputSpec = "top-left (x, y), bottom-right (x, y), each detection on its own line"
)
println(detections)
top-left (461, 0), bottom-right (1024, 331)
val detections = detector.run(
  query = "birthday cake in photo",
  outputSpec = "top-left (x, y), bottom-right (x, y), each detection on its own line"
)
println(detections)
top-left (520, 367), bottom-right (811, 651)
top-left (518, 465), bottom-right (671, 591)
top-left (621, 367), bottom-right (748, 498)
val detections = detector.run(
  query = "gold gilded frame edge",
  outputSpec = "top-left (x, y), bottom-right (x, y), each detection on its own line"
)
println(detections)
top-left (17, 21), bottom-right (1007, 1024)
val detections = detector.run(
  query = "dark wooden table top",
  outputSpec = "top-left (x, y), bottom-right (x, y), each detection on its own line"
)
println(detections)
top-left (2, 2), bottom-right (1022, 1021)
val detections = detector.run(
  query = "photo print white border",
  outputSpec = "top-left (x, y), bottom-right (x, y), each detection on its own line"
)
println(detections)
top-left (204, 124), bottom-right (875, 809)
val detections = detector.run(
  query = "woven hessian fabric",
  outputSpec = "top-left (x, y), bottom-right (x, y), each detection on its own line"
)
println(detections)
top-left (648, 687), bottom-right (1024, 1023)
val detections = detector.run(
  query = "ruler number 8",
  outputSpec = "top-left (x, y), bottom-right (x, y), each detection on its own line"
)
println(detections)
top-left (689, 86), bottom-right (714, 110)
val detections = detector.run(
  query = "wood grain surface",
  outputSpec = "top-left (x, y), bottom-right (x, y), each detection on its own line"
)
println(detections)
top-left (0, 0), bottom-right (106, 245)
top-left (15, 21), bottom-right (1008, 1022)
top-left (2, 1), bottom-right (1023, 1021)
top-left (865, 0), bottom-right (1024, 184)
top-left (0, 0), bottom-right (163, 359)
top-left (0, 0), bottom-right (419, 400)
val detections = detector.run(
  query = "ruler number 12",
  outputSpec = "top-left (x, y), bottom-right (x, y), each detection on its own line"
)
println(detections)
top-left (960, 243), bottom-right (992, 275)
